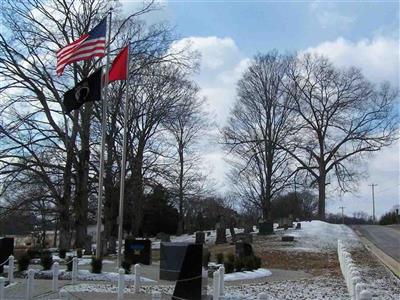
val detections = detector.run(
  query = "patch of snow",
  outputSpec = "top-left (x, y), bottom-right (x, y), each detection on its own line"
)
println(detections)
top-left (287, 220), bottom-right (360, 252)
top-left (28, 269), bottom-right (155, 283)
top-left (224, 268), bottom-right (272, 281)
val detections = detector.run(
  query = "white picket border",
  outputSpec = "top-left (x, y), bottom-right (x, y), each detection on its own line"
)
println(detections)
top-left (0, 277), bottom-right (5, 300)
top-left (117, 268), bottom-right (124, 300)
top-left (8, 256), bottom-right (14, 283)
top-left (337, 239), bottom-right (372, 300)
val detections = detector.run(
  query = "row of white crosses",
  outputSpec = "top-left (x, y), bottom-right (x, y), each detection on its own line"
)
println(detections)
top-left (338, 240), bottom-right (372, 300)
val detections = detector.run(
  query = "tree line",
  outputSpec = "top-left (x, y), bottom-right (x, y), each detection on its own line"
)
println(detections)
top-left (223, 52), bottom-right (398, 223)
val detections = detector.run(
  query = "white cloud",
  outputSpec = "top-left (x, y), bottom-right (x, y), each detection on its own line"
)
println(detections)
top-left (172, 36), bottom-right (251, 190)
top-left (172, 36), bottom-right (241, 71)
top-left (309, 1), bottom-right (356, 29)
top-left (303, 36), bottom-right (399, 86)
top-left (172, 36), bottom-right (250, 125)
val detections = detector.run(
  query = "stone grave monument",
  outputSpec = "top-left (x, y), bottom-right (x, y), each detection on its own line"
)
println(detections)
top-left (124, 239), bottom-right (151, 265)
top-left (160, 242), bottom-right (207, 300)
top-left (0, 237), bottom-right (14, 273)
top-left (215, 222), bottom-right (227, 244)
top-left (258, 220), bottom-right (273, 235)
top-left (195, 231), bottom-right (205, 244)
top-left (235, 241), bottom-right (254, 259)
top-left (234, 232), bottom-right (253, 244)
top-left (156, 232), bottom-right (171, 242)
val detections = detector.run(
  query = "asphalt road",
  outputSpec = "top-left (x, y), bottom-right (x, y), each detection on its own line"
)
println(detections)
top-left (353, 225), bottom-right (400, 262)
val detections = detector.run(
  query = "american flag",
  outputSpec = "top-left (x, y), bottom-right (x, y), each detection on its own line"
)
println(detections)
top-left (56, 18), bottom-right (107, 76)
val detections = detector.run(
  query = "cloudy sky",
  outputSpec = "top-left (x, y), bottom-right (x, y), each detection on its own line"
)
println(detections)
top-left (122, 0), bottom-right (399, 218)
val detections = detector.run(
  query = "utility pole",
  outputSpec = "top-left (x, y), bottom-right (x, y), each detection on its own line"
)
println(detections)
top-left (339, 206), bottom-right (345, 224)
top-left (368, 184), bottom-right (378, 224)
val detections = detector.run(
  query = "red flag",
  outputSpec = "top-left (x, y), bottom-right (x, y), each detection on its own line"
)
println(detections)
top-left (108, 46), bottom-right (129, 82)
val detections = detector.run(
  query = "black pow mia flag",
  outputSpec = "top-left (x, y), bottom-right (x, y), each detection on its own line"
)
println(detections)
top-left (63, 68), bottom-right (102, 114)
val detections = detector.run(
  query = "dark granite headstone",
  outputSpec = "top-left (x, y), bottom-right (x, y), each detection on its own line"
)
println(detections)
top-left (0, 237), bottom-right (14, 273)
top-left (215, 222), bottom-right (227, 244)
top-left (244, 225), bottom-right (254, 233)
top-left (160, 242), bottom-right (187, 281)
top-left (235, 241), bottom-right (253, 259)
top-left (156, 232), bottom-right (171, 242)
top-left (172, 243), bottom-right (206, 300)
top-left (124, 239), bottom-right (151, 265)
top-left (296, 223), bottom-right (301, 229)
top-left (195, 231), bottom-right (205, 244)
top-left (282, 236), bottom-right (294, 242)
top-left (234, 233), bottom-right (253, 244)
top-left (258, 221), bottom-right (274, 235)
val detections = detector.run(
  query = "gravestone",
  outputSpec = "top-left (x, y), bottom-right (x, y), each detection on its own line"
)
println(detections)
top-left (157, 232), bottom-right (171, 242)
top-left (244, 224), bottom-right (254, 233)
top-left (124, 239), bottom-right (151, 265)
top-left (215, 222), bottom-right (227, 244)
top-left (288, 214), bottom-right (294, 227)
top-left (282, 236), bottom-right (294, 242)
top-left (235, 241), bottom-right (254, 259)
top-left (0, 237), bottom-right (14, 273)
top-left (195, 231), bottom-right (205, 244)
top-left (160, 243), bottom-right (207, 300)
top-left (234, 233), bottom-right (253, 244)
top-left (258, 221), bottom-right (273, 235)
top-left (296, 223), bottom-right (301, 229)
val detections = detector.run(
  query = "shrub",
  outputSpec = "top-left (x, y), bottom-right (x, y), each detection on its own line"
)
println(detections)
top-left (216, 252), bottom-right (224, 264)
top-left (202, 250), bottom-right (210, 268)
top-left (234, 257), bottom-right (244, 272)
top-left (121, 261), bottom-right (131, 274)
top-left (40, 251), bottom-right (53, 270)
top-left (224, 260), bottom-right (235, 274)
top-left (66, 256), bottom-right (73, 272)
top-left (226, 253), bottom-right (235, 263)
top-left (18, 254), bottom-right (30, 272)
top-left (27, 248), bottom-right (41, 259)
top-left (91, 257), bottom-right (102, 274)
top-left (254, 255), bottom-right (262, 269)
top-left (59, 249), bottom-right (67, 259)
top-left (77, 249), bottom-right (83, 258)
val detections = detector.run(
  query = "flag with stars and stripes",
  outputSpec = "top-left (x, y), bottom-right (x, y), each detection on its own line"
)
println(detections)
top-left (56, 18), bottom-right (106, 76)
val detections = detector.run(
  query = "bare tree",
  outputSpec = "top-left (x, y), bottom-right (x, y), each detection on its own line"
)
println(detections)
top-left (0, 0), bottom-right (167, 249)
top-left (222, 52), bottom-right (296, 221)
top-left (163, 83), bottom-right (209, 234)
top-left (282, 54), bottom-right (398, 220)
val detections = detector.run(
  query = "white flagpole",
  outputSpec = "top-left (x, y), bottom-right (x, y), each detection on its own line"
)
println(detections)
top-left (117, 44), bottom-right (130, 267)
top-left (95, 9), bottom-right (113, 259)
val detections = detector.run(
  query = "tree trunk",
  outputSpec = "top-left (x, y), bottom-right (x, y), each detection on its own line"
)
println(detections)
top-left (74, 104), bottom-right (92, 251)
top-left (103, 140), bottom-right (116, 253)
top-left (177, 146), bottom-right (184, 234)
top-left (129, 150), bottom-right (144, 237)
top-left (318, 175), bottom-right (326, 220)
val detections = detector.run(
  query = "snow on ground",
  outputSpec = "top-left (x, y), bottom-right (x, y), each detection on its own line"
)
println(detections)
top-left (28, 269), bottom-right (155, 282)
top-left (224, 268), bottom-right (272, 282)
top-left (281, 221), bottom-right (360, 252)
top-left (30, 256), bottom-right (113, 266)
top-left (62, 275), bottom-right (348, 300)
top-left (151, 228), bottom-right (244, 249)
